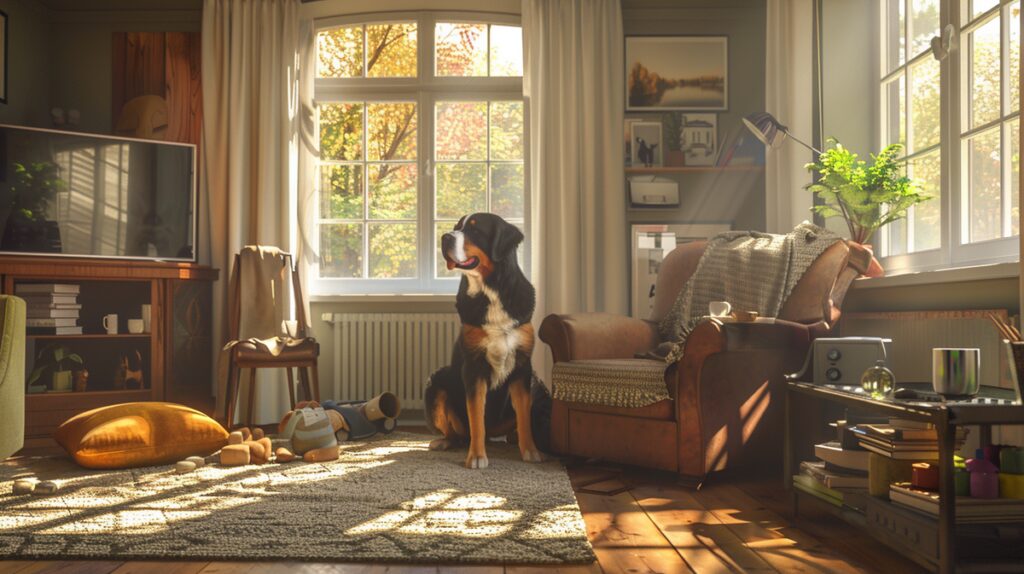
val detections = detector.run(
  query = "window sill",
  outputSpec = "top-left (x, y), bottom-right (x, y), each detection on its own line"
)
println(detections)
top-left (852, 261), bottom-right (1020, 289)
top-left (309, 293), bottom-right (456, 303)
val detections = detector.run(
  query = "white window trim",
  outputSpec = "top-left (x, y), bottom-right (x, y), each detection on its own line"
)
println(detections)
top-left (310, 11), bottom-right (528, 296)
top-left (875, 0), bottom-right (1021, 275)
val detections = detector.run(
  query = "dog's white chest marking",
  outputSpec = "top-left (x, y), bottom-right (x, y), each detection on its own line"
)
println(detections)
top-left (467, 275), bottom-right (521, 389)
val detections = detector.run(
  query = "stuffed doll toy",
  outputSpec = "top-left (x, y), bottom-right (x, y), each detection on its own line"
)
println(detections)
top-left (276, 403), bottom-right (340, 463)
top-left (219, 427), bottom-right (273, 466)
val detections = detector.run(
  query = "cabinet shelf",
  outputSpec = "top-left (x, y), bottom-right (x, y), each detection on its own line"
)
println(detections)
top-left (27, 333), bottom-right (152, 340)
top-left (625, 166), bottom-right (764, 174)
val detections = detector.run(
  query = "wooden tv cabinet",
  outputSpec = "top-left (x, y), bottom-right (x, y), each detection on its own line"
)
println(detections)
top-left (0, 255), bottom-right (218, 443)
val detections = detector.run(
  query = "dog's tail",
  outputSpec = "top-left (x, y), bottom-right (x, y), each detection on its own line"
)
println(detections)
top-left (530, 374), bottom-right (553, 454)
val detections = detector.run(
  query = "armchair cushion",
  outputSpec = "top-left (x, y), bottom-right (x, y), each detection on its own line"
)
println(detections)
top-left (551, 358), bottom-right (670, 408)
top-left (539, 312), bottom-right (659, 362)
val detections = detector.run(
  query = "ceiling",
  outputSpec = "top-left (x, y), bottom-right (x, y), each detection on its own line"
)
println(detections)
top-left (36, 0), bottom-right (201, 11)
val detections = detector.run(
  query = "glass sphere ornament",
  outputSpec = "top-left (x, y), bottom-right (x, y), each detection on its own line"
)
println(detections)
top-left (861, 360), bottom-right (895, 399)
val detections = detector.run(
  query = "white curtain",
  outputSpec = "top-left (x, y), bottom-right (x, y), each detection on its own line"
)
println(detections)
top-left (522, 0), bottom-right (627, 381)
top-left (202, 0), bottom-right (300, 424)
top-left (765, 0), bottom-right (814, 233)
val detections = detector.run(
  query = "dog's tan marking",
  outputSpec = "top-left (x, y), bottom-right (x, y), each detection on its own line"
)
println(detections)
top-left (465, 379), bottom-right (489, 469)
top-left (509, 378), bottom-right (542, 462)
top-left (517, 323), bottom-right (535, 354)
top-left (461, 325), bottom-right (488, 351)
top-left (428, 389), bottom-right (466, 451)
top-left (463, 241), bottom-right (494, 280)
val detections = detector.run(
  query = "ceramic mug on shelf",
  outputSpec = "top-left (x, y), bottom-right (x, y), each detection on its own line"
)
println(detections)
top-left (141, 304), bottom-right (152, 333)
top-left (932, 348), bottom-right (980, 397)
top-left (102, 313), bottom-right (118, 335)
top-left (127, 319), bottom-right (145, 334)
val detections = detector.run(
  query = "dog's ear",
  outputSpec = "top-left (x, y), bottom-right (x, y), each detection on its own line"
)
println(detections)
top-left (491, 222), bottom-right (524, 262)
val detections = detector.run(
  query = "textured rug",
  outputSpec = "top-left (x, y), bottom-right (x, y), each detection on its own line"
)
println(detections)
top-left (0, 432), bottom-right (594, 564)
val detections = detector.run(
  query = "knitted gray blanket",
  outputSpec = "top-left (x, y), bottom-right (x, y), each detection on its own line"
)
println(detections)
top-left (658, 223), bottom-right (840, 363)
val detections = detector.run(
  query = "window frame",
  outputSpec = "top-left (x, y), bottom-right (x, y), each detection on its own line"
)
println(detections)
top-left (311, 11), bottom-right (528, 296)
top-left (876, 0), bottom-right (1021, 274)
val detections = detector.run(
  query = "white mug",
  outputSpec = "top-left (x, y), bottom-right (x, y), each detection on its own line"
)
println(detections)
top-left (709, 301), bottom-right (732, 317)
top-left (103, 314), bottom-right (118, 335)
top-left (141, 304), bottom-right (152, 333)
top-left (127, 319), bottom-right (145, 334)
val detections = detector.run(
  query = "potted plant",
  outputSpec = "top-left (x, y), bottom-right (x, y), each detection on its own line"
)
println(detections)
top-left (805, 138), bottom-right (930, 277)
top-left (662, 112), bottom-right (686, 167)
top-left (1, 161), bottom-right (65, 252)
top-left (28, 344), bottom-right (84, 393)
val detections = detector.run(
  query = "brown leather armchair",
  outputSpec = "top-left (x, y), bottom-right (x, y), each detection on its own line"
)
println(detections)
top-left (538, 239), bottom-right (871, 480)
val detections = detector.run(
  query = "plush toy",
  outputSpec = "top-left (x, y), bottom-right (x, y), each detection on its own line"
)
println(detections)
top-left (276, 403), bottom-right (340, 463)
top-left (219, 426), bottom-right (273, 466)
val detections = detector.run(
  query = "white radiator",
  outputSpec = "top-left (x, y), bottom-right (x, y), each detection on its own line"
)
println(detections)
top-left (322, 313), bottom-right (461, 410)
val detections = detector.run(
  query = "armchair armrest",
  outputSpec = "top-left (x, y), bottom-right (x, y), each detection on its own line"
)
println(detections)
top-left (539, 312), bottom-right (659, 362)
top-left (678, 318), bottom-right (821, 368)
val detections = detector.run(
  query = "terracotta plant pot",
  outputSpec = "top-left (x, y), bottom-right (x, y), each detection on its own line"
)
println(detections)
top-left (857, 243), bottom-right (885, 278)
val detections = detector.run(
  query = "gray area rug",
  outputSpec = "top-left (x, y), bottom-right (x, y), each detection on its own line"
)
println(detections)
top-left (0, 432), bottom-right (595, 564)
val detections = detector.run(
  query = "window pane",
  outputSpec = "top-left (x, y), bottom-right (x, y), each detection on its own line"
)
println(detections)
top-left (368, 223), bottom-right (416, 278)
top-left (884, 75), bottom-right (906, 147)
top-left (969, 16), bottom-right (1002, 129)
top-left (317, 26), bottom-right (363, 78)
top-left (910, 0), bottom-right (939, 57)
top-left (885, 0), bottom-right (906, 72)
top-left (491, 163), bottom-right (524, 219)
top-left (1011, 2), bottom-right (1020, 114)
top-left (910, 150), bottom-right (941, 251)
top-left (490, 101), bottom-right (524, 161)
top-left (436, 102), bottom-right (487, 161)
top-left (490, 25), bottom-right (523, 76)
top-left (973, 0), bottom-right (1000, 19)
top-left (320, 165), bottom-right (363, 219)
top-left (1012, 119), bottom-right (1020, 236)
top-left (967, 127), bottom-right (1002, 242)
top-left (319, 103), bottom-right (363, 161)
top-left (368, 163), bottom-right (416, 219)
top-left (320, 223), bottom-right (363, 278)
top-left (367, 103), bottom-right (417, 161)
top-left (366, 23), bottom-right (417, 78)
top-left (909, 56), bottom-right (940, 151)
top-left (436, 23), bottom-right (487, 76)
top-left (435, 221), bottom-right (459, 278)
top-left (436, 163), bottom-right (486, 218)
top-left (887, 218), bottom-right (909, 256)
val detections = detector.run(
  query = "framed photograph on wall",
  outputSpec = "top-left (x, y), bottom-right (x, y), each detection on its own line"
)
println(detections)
top-left (624, 118), bottom-right (641, 166)
top-left (631, 223), bottom-right (731, 319)
top-left (629, 121), bottom-right (663, 167)
top-left (680, 113), bottom-right (718, 166)
top-left (626, 36), bottom-right (728, 111)
top-left (0, 9), bottom-right (8, 104)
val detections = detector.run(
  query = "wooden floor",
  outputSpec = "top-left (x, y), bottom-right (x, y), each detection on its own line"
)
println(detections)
top-left (1, 442), bottom-right (927, 574)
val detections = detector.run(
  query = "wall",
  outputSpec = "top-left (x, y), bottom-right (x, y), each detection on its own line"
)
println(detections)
top-left (820, 0), bottom-right (875, 159)
top-left (0, 0), bottom-right (52, 127)
top-left (622, 0), bottom-right (767, 232)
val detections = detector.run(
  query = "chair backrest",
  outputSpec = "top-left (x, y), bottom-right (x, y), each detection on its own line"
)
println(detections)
top-left (648, 238), bottom-right (866, 327)
top-left (228, 246), bottom-right (310, 342)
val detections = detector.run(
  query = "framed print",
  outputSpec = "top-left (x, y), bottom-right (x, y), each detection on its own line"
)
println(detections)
top-left (626, 36), bottom-right (728, 111)
top-left (631, 223), bottom-right (730, 319)
top-left (680, 113), bottom-right (717, 166)
top-left (0, 9), bottom-right (7, 104)
top-left (629, 121), bottom-right (663, 167)
top-left (624, 118), bottom-right (641, 166)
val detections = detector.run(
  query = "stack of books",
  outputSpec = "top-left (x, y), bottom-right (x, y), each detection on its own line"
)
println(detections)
top-left (851, 418), bottom-right (968, 460)
top-left (794, 434), bottom-right (872, 506)
top-left (16, 284), bottom-right (83, 335)
top-left (889, 482), bottom-right (1024, 523)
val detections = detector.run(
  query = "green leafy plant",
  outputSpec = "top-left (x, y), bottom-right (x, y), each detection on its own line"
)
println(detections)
top-left (9, 161), bottom-right (63, 222)
top-left (805, 138), bottom-right (930, 244)
top-left (28, 344), bottom-right (83, 387)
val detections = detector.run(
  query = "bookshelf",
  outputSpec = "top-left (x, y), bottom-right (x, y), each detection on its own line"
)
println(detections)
top-left (0, 255), bottom-right (218, 441)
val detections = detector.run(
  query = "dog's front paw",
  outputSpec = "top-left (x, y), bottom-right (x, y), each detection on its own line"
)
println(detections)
top-left (429, 437), bottom-right (453, 451)
top-left (465, 454), bottom-right (489, 469)
top-left (520, 448), bottom-right (544, 463)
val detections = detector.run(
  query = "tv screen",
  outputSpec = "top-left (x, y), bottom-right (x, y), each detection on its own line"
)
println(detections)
top-left (0, 124), bottom-right (196, 261)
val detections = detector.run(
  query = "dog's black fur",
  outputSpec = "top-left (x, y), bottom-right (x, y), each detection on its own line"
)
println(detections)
top-left (425, 213), bottom-right (550, 465)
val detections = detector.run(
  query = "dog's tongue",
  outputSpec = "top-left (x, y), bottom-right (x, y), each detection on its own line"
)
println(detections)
top-left (446, 260), bottom-right (456, 270)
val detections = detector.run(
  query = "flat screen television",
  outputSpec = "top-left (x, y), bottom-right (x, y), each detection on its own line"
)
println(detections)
top-left (0, 124), bottom-right (197, 261)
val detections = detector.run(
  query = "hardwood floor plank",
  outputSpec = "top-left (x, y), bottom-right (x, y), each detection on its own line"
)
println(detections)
top-left (505, 564), bottom-right (602, 573)
top-left (575, 490), bottom-right (694, 573)
top-left (0, 562), bottom-right (35, 574)
top-left (111, 562), bottom-right (209, 574)
top-left (697, 485), bottom-right (869, 574)
top-left (630, 484), bottom-right (776, 574)
top-left (13, 562), bottom-right (124, 574)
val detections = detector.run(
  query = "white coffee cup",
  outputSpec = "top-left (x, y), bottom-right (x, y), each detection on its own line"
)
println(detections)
top-left (103, 314), bottom-right (118, 335)
top-left (709, 301), bottom-right (732, 317)
top-left (127, 319), bottom-right (145, 334)
top-left (141, 304), bottom-right (152, 333)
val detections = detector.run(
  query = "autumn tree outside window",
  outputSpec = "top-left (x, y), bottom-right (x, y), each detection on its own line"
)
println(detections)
top-left (313, 13), bottom-right (525, 294)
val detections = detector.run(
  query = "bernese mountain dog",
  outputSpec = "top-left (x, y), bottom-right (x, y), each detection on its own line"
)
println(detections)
top-left (424, 212), bottom-right (550, 469)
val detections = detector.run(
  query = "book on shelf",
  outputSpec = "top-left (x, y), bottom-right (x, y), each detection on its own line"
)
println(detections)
top-left (889, 418), bottom-right (934, 431)
top-left (26, 317), bottom-right (78, 328)
top-left (18, 294), bottom-right (79, 306)
top-left (26, 326), bottom-right (83, 335)
top-left (856, 422), bottom-right (959, 441)
top-left (814, 441), bottom-right (870, 473)
top-left (889, 483), bottom-right (1024, 523)
top-left (800, 460), bottom-right (869, 488)
top-left (15, 283), bottom-right (80, 294)
top-left (792, 474), bottom-right (844, 506)
top-left (25, 308), bottom-right (80, 319)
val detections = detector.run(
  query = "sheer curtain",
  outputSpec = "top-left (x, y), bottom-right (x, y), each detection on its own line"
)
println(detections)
top-left (202, 0), bottom-right (300, 424)
top-left (765, 0), bottom-right (814, 233)
top-left (522, 0), bottom-right (627, 381)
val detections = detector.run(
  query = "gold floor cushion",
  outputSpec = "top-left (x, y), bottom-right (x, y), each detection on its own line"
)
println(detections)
top-left (54, 402), bottom-right (228, 469)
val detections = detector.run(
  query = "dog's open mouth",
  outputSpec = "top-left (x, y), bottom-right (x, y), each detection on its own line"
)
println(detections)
top-left (446, 255), bottom-right (479, 271)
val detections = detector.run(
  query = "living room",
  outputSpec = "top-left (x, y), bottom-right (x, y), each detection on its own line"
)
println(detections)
top-left (0, 0), bottom-right (1021, 572)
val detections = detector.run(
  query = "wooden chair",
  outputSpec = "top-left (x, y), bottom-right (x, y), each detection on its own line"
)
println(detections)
top-left (224, 248), bottom-right (320, 429)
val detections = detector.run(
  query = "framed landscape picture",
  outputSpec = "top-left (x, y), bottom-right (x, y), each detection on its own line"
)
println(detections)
top-left (626, 36), bottom-right (728, 111)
